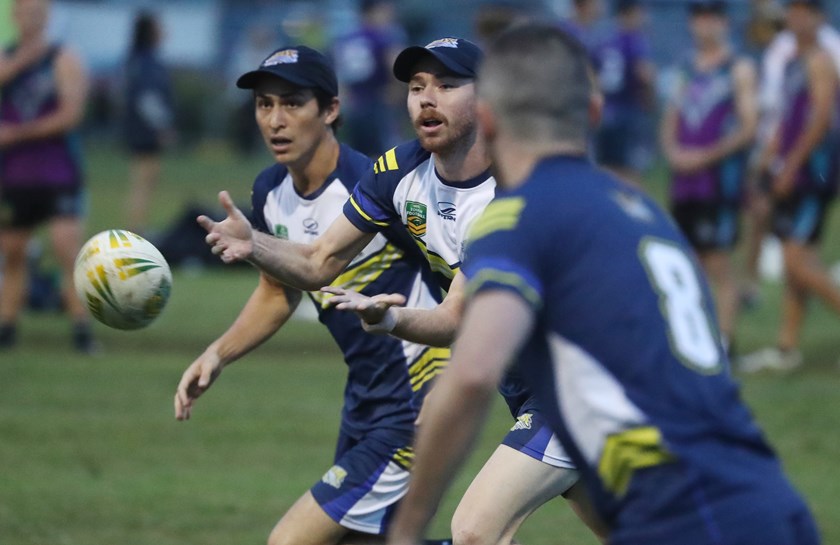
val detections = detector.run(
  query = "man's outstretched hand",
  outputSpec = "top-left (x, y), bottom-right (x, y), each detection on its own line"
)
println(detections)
top-left (321, 286), bottom-right (406, 334)
top-left (198, 191), bottom-right (254, 264)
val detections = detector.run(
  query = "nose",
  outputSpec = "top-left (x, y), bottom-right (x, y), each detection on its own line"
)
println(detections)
top-left (268, 107), bottom-right (287, 130)
top-left (418, 87), bottom-right (437, 109)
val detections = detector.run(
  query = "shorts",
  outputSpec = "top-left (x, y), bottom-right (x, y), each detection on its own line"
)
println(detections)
top-left (310, 428), bottom-right (413, 535)
top-left (501, 401), bottom-right (577, 471)
top-left (772, 192), bottom-right (833, 244)
top-left (611, 460), bottom-right (821, 545)
top-left (0, 186), bottom-right (85, 229)
top-left (671, 201), bottom-right (740, 251)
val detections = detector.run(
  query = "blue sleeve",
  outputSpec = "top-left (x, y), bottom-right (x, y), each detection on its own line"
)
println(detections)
top-left (342, 158), bottom-right (400, 233)
top-left (250, 166), bottom-right (279, 234)
top-left (461, 195), bottom-right (545, 310)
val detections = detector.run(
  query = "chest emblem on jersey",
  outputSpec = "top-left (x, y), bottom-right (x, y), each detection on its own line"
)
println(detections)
top-left (511, 413), bottom-right (533, 431)
top-left (321, 465), bottom-right (348, 488)
top-left (436, 201), bottom-right (456, 221)
top-left (406, 201), bottom-right (427, 237)
top-left (303, 218), bottom-right (319, 235)
top-left (274, 224), bottom-right (289, 239)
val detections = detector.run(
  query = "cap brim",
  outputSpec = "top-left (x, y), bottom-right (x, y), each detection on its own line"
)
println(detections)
top-left (236, 68), bottom-right (312, 90)
top-left (392, 46), bottom-right (474, 82)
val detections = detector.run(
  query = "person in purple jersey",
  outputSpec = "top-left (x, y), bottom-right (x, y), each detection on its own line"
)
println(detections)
top-left (740, 0), bottom-right (840, 373)
top-left (594, 0), bottom-right (656, 185)
top-left (660, 0), bottom-right (758, 353)
top-left (332, 0), bottom-right (405, 158)
top-left (0, 0), bottom-right (94, 353)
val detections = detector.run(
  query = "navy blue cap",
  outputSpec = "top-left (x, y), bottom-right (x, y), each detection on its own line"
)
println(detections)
top-left (393, 37), bottom-right (483, 82)
top-left (688, 0), bottom-right (727, 14)
top-left (236, 45), bottom-right (338, 97)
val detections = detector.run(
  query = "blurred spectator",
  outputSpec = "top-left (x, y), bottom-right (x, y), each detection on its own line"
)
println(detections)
top-left (740, 0), bottom-right (840, 373)
top-left (594, 0), bottom-right (657, 185)
top-left (741, 0), bottom-right (840, 304)
top-left (331, 0), bottom-right (406, 157)
top-left (227, 23), bottom-right (278, 155)
top-left (660, 0), bottom-right (758, 353)
top-left (0, 0), bottom-right (95, 353)
top-left (123, 10), bottom-right (175, 235)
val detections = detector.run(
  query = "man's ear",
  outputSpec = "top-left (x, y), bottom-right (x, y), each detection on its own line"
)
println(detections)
top-left (324, 97), bottom-right (340, 126)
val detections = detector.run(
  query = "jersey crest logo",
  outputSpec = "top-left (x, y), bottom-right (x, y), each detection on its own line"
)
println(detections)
top-left (321, 465), bottom-right (348, 488)
top-left (406, 201), bottom-right (427, 238)
top-left (274, 224), bottom-right (289, 239)
top-left (437, 201), bottom-right (456, 221)
top-left (511, 413), bottom-right (533, 431)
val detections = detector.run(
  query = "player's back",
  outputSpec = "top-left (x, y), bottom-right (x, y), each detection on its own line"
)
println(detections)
top-left (465, 155), bottom-right (818, 544)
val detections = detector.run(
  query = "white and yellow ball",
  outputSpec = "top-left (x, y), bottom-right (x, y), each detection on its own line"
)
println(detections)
top-left (73, 230), bottom-right (172, 330)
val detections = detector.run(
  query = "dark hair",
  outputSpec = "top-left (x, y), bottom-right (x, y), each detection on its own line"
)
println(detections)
top-left (131, 11), bottom-right (158, 54)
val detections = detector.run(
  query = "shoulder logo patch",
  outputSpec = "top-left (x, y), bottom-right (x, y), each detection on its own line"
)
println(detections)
top-left (406, 201), bottom-right (427, 238)
top-left (321, 465), bottom-right (348, 488)
top-left (511, 413), bottom-right (533, 431)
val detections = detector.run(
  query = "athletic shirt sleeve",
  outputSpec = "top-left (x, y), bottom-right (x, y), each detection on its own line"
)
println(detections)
top-left (461, 194), bottom-right (546, 311)
top-left (250, 164), bottom-right (285, 235)
top-left (342, 141), bottom-right (429, 233)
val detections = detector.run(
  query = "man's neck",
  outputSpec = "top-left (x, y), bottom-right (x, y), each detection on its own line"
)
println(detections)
top-left (288, 134), bottom-right (341, 197)
top-left (432, 133), bottom-right (490, 183)
top-left (493, 137), bottom-right (587, 190)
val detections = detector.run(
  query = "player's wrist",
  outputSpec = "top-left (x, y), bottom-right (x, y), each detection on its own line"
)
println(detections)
top-left (364, 307), bottom-right (398, 334)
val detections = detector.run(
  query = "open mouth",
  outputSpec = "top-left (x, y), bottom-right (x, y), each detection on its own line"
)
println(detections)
top-left (270, 137), bottom-right (292, 150)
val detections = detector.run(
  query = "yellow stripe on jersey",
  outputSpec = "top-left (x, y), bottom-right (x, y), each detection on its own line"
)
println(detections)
top-left (349, 195), bottom-right (390, 228)
top-left (598, 426), bottom-right (676, 497)
top-left (468, 197), bottom-right (526, 243)
top-left (384, 148), bottom-right (399, 170)
top-left (392, 446), bottom-right (415, 470)
top-left (409, 346), bottom-right (450, 392)
top-left (373, 147), bottom-right (399, 174)
top-left (311, 243), bottom-right (404, 308)
top-left (412, 238), bottom-right (459, 280)
top-left (466, 269), bottom-right (542, 307)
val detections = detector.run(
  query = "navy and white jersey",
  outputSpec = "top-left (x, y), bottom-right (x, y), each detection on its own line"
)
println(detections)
top-left (463, 155), bottom-right (815, 542)
top-left (251, 144), bottom-right (448, 439)
top-left (341, 140), bottom-right (533, 415)
top-left (342, 140), bottom-right (495, 290)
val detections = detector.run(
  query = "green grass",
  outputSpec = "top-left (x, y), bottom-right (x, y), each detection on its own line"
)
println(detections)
top-left (1, 144), bottom-right (839, 544)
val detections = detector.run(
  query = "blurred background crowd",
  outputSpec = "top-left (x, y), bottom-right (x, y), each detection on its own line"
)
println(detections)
top-left (2, 0), bottom-right (836, 160)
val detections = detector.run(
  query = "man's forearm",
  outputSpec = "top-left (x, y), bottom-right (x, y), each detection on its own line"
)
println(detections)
top-left (249, 231), bottom-right (342, 291)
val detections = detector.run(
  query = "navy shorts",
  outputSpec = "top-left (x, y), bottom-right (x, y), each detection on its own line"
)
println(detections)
top-left (310, 428), bottom-right (413, 535)
top-left (671, 201), bottom-right (740, 251)
top-left (0, 186), bottom-right (85, 229)
top-left (772, 192), bottom-right (833, 244)
top-left (502, 400), bottom-right (576, 471)
top-left (611, 461), bottom-right (820, 545)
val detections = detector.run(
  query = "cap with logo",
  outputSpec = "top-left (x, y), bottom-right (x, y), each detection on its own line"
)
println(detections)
top-left (392, 37), bottom-right (483, 82)
top-left (236, 45), bottom-right (338, 97)
top-left (688, 0), bottom-right (728, 14)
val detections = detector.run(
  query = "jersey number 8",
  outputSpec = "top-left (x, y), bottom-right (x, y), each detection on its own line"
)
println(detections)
top-left (640, 238), bottom-right (722, 373)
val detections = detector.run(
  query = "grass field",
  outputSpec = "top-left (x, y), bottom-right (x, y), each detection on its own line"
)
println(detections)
top-left (1, 142), bottom-right (840, 544)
